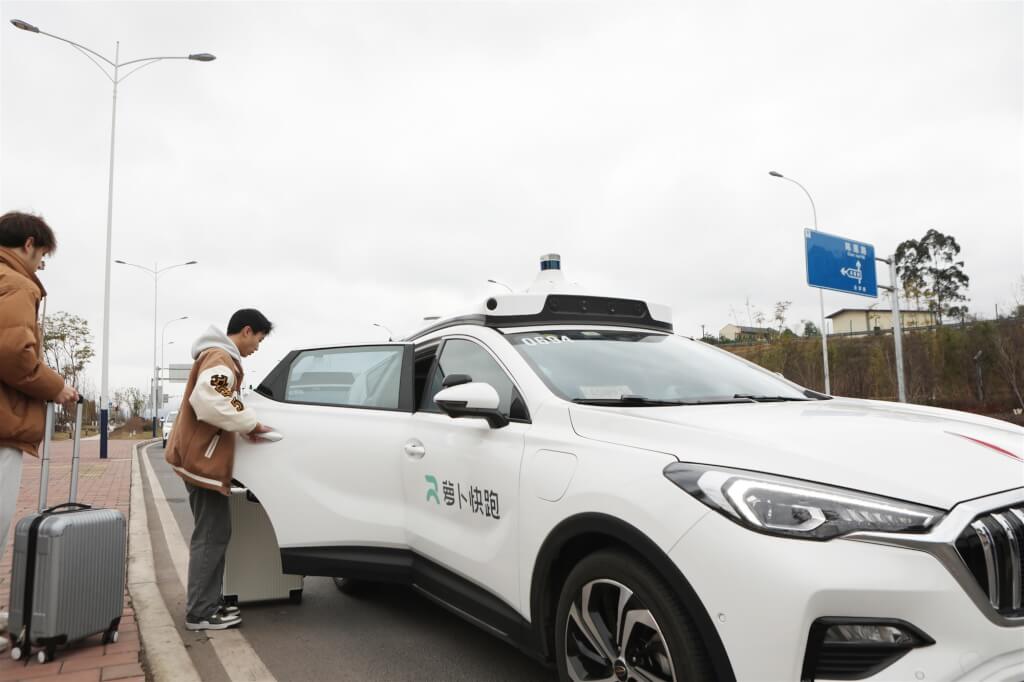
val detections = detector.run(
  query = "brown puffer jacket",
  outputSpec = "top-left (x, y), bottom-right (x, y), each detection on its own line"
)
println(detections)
top-left (0, 248), bottom-right (65, 456)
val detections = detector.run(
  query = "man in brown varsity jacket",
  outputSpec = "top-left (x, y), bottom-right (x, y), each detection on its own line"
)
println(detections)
top-left (165, 309), bottom-right (273, 631)
top-left (0, 212), bottom-right (78, 653)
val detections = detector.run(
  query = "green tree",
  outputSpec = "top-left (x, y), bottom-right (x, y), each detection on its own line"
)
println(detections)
top-left (42, 312), bottom-right (95, 390)
top-left (119, 386), bottom-right (146, 419)
top-left (773, 300), bottom-right (792, 335)
top-left (895, 229), bottom-right (970, 323)
top-left (802, 320), bottom-right (820, 337)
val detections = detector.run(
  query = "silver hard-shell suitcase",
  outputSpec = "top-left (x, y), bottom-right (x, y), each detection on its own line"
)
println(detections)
top-left (7, 400), bottom-right (126, 664)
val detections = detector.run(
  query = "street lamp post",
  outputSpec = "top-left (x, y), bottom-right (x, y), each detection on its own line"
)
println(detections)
top-left (769, 170), bottom-right (831, 394)
top-left (11, 18), bottom-right (214, 458)
top-left (162, 341), bottom-right (175, 371)
top-left (160, 315), bottom-right (188, 414)
top-left (115, 261), bottom-right (197, 437)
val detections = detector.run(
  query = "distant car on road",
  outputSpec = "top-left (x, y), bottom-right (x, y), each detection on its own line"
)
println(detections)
top-left (162, 410), bottom-right (178, 448)
top-left (230, 257), bottom-right (1023, 682)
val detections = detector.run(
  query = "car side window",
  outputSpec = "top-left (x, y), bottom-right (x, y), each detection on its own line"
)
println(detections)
top-left (285, 346), bottom-right (404, 409)
top-left (419, 339), bottom-right (527, 420)
top-left (414, 344), bottom-right (441, 412)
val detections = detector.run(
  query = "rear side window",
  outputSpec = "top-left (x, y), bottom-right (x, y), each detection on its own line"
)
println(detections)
top-left (286, 346), bottom-right (404, 409)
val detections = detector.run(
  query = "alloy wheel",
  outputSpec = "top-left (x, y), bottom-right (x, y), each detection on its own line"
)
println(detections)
top-left (564, 578), bottom-right (677, 682)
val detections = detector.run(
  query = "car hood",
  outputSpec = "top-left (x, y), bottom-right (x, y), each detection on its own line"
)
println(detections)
top-left (568, 397), bottom-right (1024, 509)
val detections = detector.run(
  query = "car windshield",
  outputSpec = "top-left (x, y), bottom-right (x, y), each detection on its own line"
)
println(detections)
top-left (508, 330), bottom-right (813, 405)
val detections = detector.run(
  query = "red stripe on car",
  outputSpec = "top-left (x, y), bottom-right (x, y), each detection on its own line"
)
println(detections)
top-left (946, 432), bottom-right (1023, 462)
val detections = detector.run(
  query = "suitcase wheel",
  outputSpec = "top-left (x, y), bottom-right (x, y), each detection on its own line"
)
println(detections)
top-left (102, 630), bottom-right (119, 645)
top-left (37, 648), bottom-right (51, 664)
top-left (10, 646), bottom-right (22, 661)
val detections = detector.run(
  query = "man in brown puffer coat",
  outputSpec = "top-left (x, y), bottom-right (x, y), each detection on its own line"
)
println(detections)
top-left (0, 212), bottom-right (79, 652)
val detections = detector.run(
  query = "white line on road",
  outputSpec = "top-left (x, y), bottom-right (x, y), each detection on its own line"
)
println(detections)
top-left (128, 441), bottom-right (202, 682)
top-left (140, 443), bottom-right (277, 682)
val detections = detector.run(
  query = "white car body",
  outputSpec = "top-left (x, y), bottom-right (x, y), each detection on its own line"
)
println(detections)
top-left (233, 269), bottom-right (1024, 682)
top-left (162, 410), bottom-right (178, 448)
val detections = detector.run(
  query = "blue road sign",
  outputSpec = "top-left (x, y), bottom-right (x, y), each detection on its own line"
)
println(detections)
top-left (805, 229), bottom-right (878, 297)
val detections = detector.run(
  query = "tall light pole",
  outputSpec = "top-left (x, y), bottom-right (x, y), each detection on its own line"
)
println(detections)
top-left (11, 18), bottom-right (215, 458)
top-left (160, 316), bottom-right (188, 415)
top-left (115, 261), bottom-right (197, 437)
top-left (769, 170), bottom-right (831, 394)
top-left (372, 323), bottom-right (394, 341)
top-left (487, 279), bottom-right (514, 293)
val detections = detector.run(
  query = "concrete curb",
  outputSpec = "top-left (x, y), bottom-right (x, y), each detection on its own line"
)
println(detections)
top-left (127, 439), bottom-right (202, 682)
top-left (138, 442), bottom-right (276, 682)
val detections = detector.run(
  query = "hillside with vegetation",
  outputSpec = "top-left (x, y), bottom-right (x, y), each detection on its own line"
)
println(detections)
top-left (723, 319), bottom-right (1024, 421)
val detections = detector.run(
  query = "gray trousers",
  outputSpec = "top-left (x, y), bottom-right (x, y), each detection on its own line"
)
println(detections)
top-left (185, 482), bottom-right (231, 621)
top-left (0, 447), bottom-right (24, 567)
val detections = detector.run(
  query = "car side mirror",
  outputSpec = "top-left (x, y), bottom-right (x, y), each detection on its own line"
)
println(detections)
top-left (442, 373), bottom-right (473, 388)
top-left (433, 382), bottom-right (509, 428)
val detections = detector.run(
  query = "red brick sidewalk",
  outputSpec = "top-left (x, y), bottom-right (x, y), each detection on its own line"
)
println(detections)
top-left (1, 440), bottom-right (145, 682)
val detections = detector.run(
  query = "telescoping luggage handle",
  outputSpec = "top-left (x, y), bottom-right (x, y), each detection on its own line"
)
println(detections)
top-left (37, 397), bottom-right (85, 514)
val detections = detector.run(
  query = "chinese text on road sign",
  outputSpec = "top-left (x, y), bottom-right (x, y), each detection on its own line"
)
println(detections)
top-left (805, 229), bottom-right (878, 298)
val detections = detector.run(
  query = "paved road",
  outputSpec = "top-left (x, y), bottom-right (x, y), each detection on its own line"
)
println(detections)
top-left (144, 444), bottom-right (557, 682)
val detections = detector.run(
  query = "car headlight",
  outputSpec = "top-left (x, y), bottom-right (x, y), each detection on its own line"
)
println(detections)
top-left (664, 463), bottom-right (943, 541)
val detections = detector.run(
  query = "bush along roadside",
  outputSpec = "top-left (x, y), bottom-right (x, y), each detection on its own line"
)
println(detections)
top-left (726, 318), bottom-right (1024, 419)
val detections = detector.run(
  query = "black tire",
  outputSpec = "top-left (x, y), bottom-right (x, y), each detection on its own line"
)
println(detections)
top-left (554, 549), bottom-right (713, 682)
top-left (332, 577), bottom-right (369, 596)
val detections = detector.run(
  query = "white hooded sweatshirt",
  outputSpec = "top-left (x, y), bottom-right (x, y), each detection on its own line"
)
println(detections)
top-left (187, 325), bottom-right (258, 434)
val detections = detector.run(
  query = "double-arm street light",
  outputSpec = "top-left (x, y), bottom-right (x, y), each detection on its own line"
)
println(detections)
top-left (115, 261), bottom-right (197, 437)
top-left (769, 170), bottom-right (831, 394)
top-left (11, 18), bottom-right (215, 457)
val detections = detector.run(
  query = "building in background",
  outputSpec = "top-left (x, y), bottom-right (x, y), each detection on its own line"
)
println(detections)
top-left (827, 308), bottom-right (937, 335)
top-left (719, 324), bottom-right (777, 342)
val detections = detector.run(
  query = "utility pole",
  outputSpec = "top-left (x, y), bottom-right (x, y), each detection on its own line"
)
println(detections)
top-left (877, 255), bottom-right (907, 402)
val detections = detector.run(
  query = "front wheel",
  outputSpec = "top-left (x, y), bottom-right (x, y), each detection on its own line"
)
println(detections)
top-left (555, 549), bottom-right (712, 682)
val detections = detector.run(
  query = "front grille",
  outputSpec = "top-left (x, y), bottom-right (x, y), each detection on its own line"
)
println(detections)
top-left (955, 505), bottom-right (1024, 616)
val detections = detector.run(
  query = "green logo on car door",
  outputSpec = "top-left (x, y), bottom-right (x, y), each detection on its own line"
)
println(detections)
top-left (423, 473), bottom-right (501, 519)
top-left (425, 475), bottom-right (440, 504)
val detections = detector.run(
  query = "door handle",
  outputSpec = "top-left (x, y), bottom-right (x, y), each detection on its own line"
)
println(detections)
top-left (404, 440), bottom-right (426, 459)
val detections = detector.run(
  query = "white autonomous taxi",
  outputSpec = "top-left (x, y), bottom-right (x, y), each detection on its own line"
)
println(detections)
top-left (234, 255), bottom-right (1024, 682)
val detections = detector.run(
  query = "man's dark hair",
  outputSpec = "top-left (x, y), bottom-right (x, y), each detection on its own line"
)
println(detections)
top-left (0, 211), bottom-right (57, 253)
top-left (227, 309), bottom-right (273, 335)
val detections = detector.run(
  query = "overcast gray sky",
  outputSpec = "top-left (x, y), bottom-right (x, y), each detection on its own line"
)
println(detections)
top-left (1, 0), bottom-right (1021, 398)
